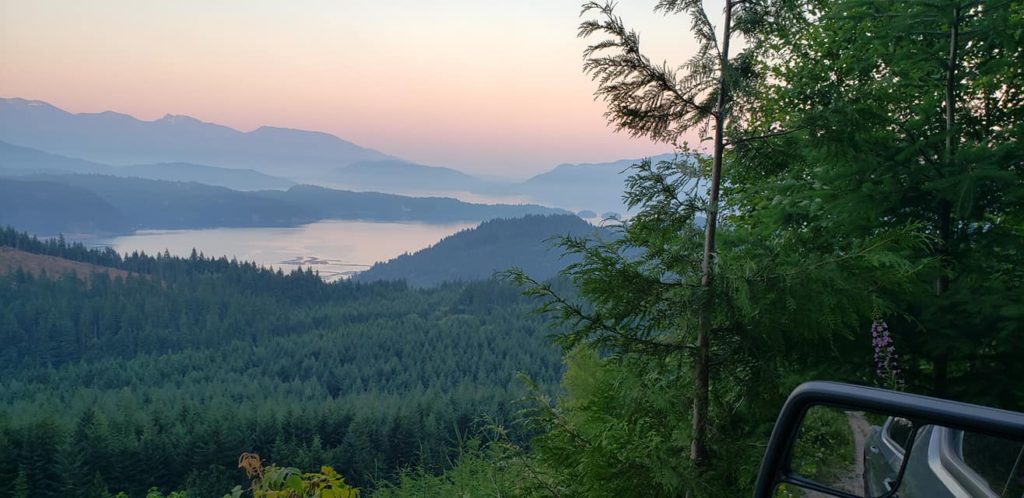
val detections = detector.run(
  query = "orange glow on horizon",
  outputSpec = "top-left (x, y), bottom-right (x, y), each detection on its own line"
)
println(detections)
top-left (0, 0), bottom-right (715, 176)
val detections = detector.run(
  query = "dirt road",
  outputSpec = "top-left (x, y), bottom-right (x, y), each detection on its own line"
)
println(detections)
top-left (802, 411), bottom-right (872, 497)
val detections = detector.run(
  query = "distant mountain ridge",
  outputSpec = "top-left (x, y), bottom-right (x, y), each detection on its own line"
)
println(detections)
top-left (0, 97), bottom-right (393, 179)
top-left (256, 185), bottom-right (564, 223)
top-left (0, 97), bottom-right (678, 213)
top-left (1, 175), bottom-right (311, 235)
top-left (356, 214), bottom-right (605, 287)
top-left (0, 140), bottom-right (295, 191)
top-left (0, 174), bottom-right (565, 236)
top-left (0, 139), bottom-right (108, 175)
top-left (517, 153), bottom-right (680, 213)
top-left (325, 159), bottom-right (486, 193)
top-left (118, 162), bottom-right (294, 190)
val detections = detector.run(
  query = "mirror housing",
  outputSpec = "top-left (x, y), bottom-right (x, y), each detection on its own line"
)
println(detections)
top-left (754, 381), bottom-right (1024, 498)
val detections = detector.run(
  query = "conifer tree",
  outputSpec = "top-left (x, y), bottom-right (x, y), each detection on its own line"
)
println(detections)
top-left (19, 416), bottom-right (66, 498)
top-left (733, 0), bottom-right (1024, 406)
top-left (576, 0), bottom-right (802, 466)
top-left (0, 418), bottom-right (14, 497)
top-left (84, 472), bottom-right (112, 498)
top-left (12, 468), bottom-right (30, 498)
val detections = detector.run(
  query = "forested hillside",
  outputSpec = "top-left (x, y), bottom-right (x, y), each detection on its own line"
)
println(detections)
top-left (11, 175), bottom-right (314, 232)
top-left (356, 214), bottom-right (603, 286)
top-left (0, 228), bottom-right (563, 497)
top-left (255, 185), bottom-right (565, 223)
top-left (0, 246), bottom-right (133, 281)
top-left (0, 179), bottom-right (131, 235)
top-left (0, 175), bottom-right (564, 235)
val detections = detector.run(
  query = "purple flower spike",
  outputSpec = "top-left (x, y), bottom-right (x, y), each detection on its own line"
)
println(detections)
top-left (871, 319), bottom-right (905, 390)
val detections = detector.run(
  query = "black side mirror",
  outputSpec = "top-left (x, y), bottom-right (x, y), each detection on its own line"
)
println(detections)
top-left (754, 382), bottom-right (1024, 498)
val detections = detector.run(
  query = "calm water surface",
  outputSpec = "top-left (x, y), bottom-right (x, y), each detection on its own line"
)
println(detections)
top-left (88, 220), bottom-right (476, 281)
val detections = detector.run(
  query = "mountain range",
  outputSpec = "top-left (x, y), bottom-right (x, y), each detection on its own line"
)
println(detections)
top-left (0, 97), bottom-right (674, 214)
top-left (0, 98), bottom-right (391, 179)
top-left (0, 140), bottom-right (294, 191)
top-left (517, 154), bottom-right (678, 213)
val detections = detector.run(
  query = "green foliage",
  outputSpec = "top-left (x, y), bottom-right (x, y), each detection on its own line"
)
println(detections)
top-left (225, 454), bottom-right (359, 498)
top-left (0, 228), bottom-right (562, 496)
top-left (503, 151), bottom-right (889, 496)
top-left (153, 490), bottom-right (186, 498)
top-left (12, 469), bottom-right (30, 498)
top-left (411, 2), bottom-right (1023, 497)
top-left (113, 489), bottom-right (187, 498)
top-left (373, 439), bottom-right (523, 498)
top-left (523, 348), bottom-right (696, 497)
top-left (734, 0), bottom-right (1024, 407)
top-left (789, 409), bottom-right (855, 484)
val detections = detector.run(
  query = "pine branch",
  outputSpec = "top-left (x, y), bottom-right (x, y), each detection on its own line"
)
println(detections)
top-left (580, 2), bottom-right (715, 141)
top-left (724, 125), bottom-right (808, 147)
top-left (506, 270), bottom-right (695, 354)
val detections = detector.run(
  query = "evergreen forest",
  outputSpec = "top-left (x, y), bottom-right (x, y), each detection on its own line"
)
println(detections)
top-left (0, 228), bottom-right (563, 497)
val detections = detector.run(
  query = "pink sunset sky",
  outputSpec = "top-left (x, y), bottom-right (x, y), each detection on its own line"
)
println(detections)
top-left (0, 1), bottom-right (708, 177)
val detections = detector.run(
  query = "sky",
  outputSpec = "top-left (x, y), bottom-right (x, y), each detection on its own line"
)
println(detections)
top-left (0, 1), bottom-right (710, 177)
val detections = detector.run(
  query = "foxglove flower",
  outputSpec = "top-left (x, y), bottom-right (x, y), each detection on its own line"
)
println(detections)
top-left (871, 320), bottom-right (904, 390)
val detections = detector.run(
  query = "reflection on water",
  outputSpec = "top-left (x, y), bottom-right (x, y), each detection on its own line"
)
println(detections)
top-left (85, 220), bottom-right (476, 282)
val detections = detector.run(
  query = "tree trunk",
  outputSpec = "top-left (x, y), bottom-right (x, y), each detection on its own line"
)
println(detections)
top-left (692, 0), bottom-right (733, 467)
top-left (934, 5), bottom-right (959, 395)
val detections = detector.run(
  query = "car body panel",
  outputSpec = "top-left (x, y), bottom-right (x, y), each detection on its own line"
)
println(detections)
top-left (864, 422), bottom-right (1010, 497)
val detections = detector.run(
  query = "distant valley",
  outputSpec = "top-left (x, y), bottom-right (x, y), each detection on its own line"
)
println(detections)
top-left (0, 96), bottom-right (664, 283)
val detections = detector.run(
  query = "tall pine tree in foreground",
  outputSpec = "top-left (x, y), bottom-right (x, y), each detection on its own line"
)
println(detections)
top-left (576, 0), bottom-right (745, 468)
